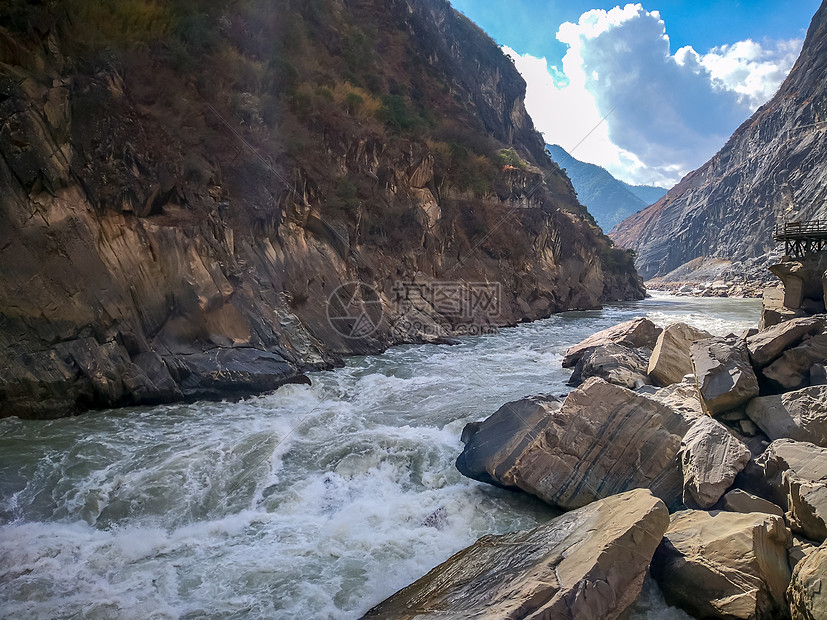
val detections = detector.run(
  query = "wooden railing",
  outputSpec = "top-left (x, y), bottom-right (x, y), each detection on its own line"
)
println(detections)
top-left (773, 220), bottom-right (827, 240)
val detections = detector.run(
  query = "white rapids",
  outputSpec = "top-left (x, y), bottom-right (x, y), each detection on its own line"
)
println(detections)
top-left (0, 292), bottom-right (760, 619)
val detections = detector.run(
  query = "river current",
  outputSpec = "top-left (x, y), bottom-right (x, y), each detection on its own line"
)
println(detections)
top-left (0, 293), bottom-right (761, 619)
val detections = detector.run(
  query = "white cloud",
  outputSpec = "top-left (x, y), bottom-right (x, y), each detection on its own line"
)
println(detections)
top-left (505, 3), bottom-right (802, 187)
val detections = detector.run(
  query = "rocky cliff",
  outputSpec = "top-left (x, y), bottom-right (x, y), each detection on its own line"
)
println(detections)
top-left (0, 0), bottom-right (643, 418)
top-left (611, 0), bottom-right (827, 281)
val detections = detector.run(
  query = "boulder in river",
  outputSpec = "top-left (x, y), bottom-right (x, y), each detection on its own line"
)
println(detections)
top-left (691, 336), bottom-right (760, 415)
top-left (562, 317), bottom-right (661, 368)
top-left (567, 342), bottom-right (652, 389)
top-left (361, 489), bottom-right (669, 620)
top-left (788, 542), bottom-right (827, 620)
top-left (755, 439), bottom-right (827, 542)
top-left (680, 415), bottom-right (751, 509)
top-left (746, 386), bottom-right (827, 446)
top-left (456, 394), bottom-right (561, 490)
top-left (647, 322), bottom-right (712, 386)
top-left (457, 377), bottom-right (696, 510)
top-left (652, 509), bottom-right (792, 620)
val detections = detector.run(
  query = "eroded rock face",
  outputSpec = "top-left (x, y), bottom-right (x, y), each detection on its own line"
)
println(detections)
top-left (457, 377), bottom-right (696, 510)
top-left (562, 317), bottom-right (661, 368)
top-left (568, 343), bottom-right (652, 389)
top-left (756, 439), bottom-right (827, 542)
top-left (652, 510), bottom-right (792, 620)
top-left (691, 336), bottom-right (760, 415)
top-left (746, 386), bottom-right (827, 446)
top-left (362, 489), bottom-right (670, 620)
top-left (788, 542), bottom-right (827, 620)
top-left (680, 416), bottom-right (751, 509)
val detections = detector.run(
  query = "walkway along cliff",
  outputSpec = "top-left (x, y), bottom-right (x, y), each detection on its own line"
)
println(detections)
top-left (0, 0), bottom-right (643, 419)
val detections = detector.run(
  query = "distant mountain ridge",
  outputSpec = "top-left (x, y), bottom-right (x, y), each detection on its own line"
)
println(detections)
top-left (610, 0), bottom-right (827, 280)
top-left (547, 144), bottom-right (667, 232)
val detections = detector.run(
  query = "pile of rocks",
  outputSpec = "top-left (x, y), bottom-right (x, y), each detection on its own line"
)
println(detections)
top-left (367, 314), bottom-right (827, 619)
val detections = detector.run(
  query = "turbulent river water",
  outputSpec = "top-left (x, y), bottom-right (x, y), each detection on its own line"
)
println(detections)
top-left (0, 293), bottom-right (762, 619)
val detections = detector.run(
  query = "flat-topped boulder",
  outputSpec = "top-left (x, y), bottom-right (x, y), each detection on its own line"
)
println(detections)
top-left (756, 439), bottom-right (827, 542)
top-left (562, 317), bottom-right (661, 368)
top-left (746, 386), bottom-right (827, 446)
top-left (680, 415), bottom-right (751, 509)
top-left (691, 336), bottom-right (760, 415)
top-left (652, 509), bottom-right (792, 620)
top-left (648, 322), bottom-right (713, 386)
top-left (457, 377), bottom-right (697, 510)
top-left (747, 316), bottom-right (825, 368)
top-left (362, 489), bottom-right (669, 620)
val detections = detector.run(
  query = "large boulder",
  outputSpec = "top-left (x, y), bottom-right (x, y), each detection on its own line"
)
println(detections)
top-left (762, 334), bottom-right (827, 391)
top-left (562, 317), bottom-right (661, 368)
top-left (362, 489), bottom-right (670, 620)
top-left (691, 336), bottom-right (760, 415)
top-left (755, 439), bottom-right (827, 542)
top-left (456, 395), bottom-right (561, 490)
top-left (788, 543), bottom-right (827, 620)
top-left (457, 377), bottom-right (697, 510)
top-left (652, 510), bottom-right (792, 620)
top-left (648, 322), bottom-right (713, 386)
top-left (746, 386), bottom-right (827, 446)
top-left (567, 343), bottom-right (652, 389)
top-left (747, 316), bottom-right (825, 369)
top-left (680, 416), bottom-right (751, 509)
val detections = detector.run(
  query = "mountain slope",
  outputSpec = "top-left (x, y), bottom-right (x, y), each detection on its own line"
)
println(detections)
top-left (611, 0), bottom-right (827, 280)
top-left (547, 144), bottom-right (666, 232)
top-left (0, 0), bottom-right (643, 418)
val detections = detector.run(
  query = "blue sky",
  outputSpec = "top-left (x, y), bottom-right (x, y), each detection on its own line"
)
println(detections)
top-left (450, 1), bottom-right (821, 186)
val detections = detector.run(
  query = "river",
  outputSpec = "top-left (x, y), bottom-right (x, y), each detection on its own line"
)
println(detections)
top-left (0, 293), bottom-right (761, 619)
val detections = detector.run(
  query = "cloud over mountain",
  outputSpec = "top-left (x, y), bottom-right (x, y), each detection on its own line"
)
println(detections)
top-left (505, 3), bottom-right (801, 186)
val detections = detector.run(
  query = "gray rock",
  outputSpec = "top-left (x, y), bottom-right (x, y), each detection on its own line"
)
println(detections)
top-left (568, 343), bottom-right (652, 389)
top-left (756, 439), bottom-right (827, 542)
top-left (648, 322), bottom-right (712, 386)
top-left (747, 316), bottom-right (825, 368)
top-left (762, 334), bottom-right (827, 391)
top-left (680, 416), bottom-right (751, 509)
top-left (457, 377), bottom-right (696, 510)
top-left (362, 489), bottom-right (670, 620)
top-left (562, 317), bottom-right (661, 368)
top-left (746, 386), bottom-right (827, 446)
top-left (456, 395), bottom-right (561, 490)
top-left (691, 336), bottom-right (760, 415)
